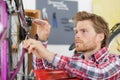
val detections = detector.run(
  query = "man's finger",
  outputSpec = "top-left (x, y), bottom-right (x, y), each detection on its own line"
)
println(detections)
top-left (32, 19), bottom-right (47, 25)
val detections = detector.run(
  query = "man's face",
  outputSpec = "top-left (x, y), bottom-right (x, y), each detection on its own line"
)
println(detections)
top-left (74, 20), bottom-right (99, 52)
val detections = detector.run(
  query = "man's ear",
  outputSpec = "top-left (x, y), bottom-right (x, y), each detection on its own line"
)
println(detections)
top-left (97, 33), bottom-right (104, 42)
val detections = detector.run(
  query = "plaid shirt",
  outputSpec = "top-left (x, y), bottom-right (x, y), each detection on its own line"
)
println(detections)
top-left (33, 46), bottom-right (120, 80)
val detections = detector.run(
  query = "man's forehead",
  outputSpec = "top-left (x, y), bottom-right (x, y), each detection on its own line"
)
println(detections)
top-left (73, 27), bottom-right (87, 31)
top-left (75, 21), bottom-right (93, 28)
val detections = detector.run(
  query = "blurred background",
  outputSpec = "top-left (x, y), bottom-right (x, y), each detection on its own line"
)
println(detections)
top-left (23, 0), bottom-right (120, 56)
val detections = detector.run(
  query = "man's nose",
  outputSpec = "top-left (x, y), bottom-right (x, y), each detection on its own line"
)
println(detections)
top-left (75, 32), bottom-right (81, 38)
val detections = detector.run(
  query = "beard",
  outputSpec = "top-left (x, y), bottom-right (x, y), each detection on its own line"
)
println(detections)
top-left (75, 41), bottom-right (97, 52)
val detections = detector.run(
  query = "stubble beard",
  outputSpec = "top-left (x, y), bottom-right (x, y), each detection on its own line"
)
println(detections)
top-left (76, 42), bottom-right (97, 53)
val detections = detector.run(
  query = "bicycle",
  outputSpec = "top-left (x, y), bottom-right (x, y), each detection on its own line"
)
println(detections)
top-left (0, 0), bottom-right (33, 80)
top-left (108, 23), bottom-right (120, 55)
top-left (1, 0), bottom-right (78, 80)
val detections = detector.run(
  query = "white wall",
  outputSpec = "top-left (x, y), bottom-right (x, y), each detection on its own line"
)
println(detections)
top-left (23, 0), bottom-right (92, 57)
top-left (78, 0), bottom-right (92, 12)
top-left (23, 0), bottom-right (36, 9)
top-left (47, 44), bottom-right (74, 57)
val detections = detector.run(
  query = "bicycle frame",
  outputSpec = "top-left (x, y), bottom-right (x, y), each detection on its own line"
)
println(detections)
top-left (0, 0), bottom-right (8, 80)
top-left (0, 0), bottom-right (30, 80)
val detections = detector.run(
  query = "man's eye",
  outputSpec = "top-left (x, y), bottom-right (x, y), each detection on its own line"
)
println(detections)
top-left (82, 29), bottom-right (86, 32)
top-left (75, 31), bottom-right (77, 34)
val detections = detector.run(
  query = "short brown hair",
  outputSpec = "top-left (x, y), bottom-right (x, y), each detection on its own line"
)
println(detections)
top-left (72, 11), bottom-right (109, 48)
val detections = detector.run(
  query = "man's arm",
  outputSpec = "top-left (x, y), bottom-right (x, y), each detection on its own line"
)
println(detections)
top-left (31, 19), bottom-right (51, 69)
top-left (32, 41), bottom-right (48, 69)
top-left (23, 39), bottom-right (120, 79)
top-left (51, 54), bottom-right (120, 79)
top-left (33, 41), bottom-right (55, 70)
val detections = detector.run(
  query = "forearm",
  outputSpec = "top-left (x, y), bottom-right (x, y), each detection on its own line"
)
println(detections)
top-left (33, 40), bottom-right (56, 69)
top-left (33, 41), bottom-right (48, 69)
top-left (39, 49), bottom-right (56, 63)
top-left (36, 40), bottom-right (55, 63)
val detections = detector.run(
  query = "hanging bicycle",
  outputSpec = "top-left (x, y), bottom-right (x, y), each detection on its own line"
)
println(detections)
top-left (0, 0), bottom-right (34, 80)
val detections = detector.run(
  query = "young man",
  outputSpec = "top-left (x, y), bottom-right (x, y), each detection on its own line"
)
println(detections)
top-left (23, 11), bottom-right (120, 79)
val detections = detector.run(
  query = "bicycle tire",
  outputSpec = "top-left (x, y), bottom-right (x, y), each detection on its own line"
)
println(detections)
top-left (108, 24), bottom-right (120, 55)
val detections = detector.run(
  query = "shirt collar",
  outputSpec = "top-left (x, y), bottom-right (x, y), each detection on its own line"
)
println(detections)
top-left (74, 52), bottom-right (85, 59)
top-left (74, 47), bottom-right (108, 62)
top-left (93, 47), bottom-right (108, 62)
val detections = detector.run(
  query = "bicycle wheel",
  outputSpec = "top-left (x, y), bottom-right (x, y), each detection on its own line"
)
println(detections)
top-left (9, 0), bottom-right (29, 79)
top-left (10, 0), bottom-right (34, 79)
top-left (108, 24), bottom-right (120, 55)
